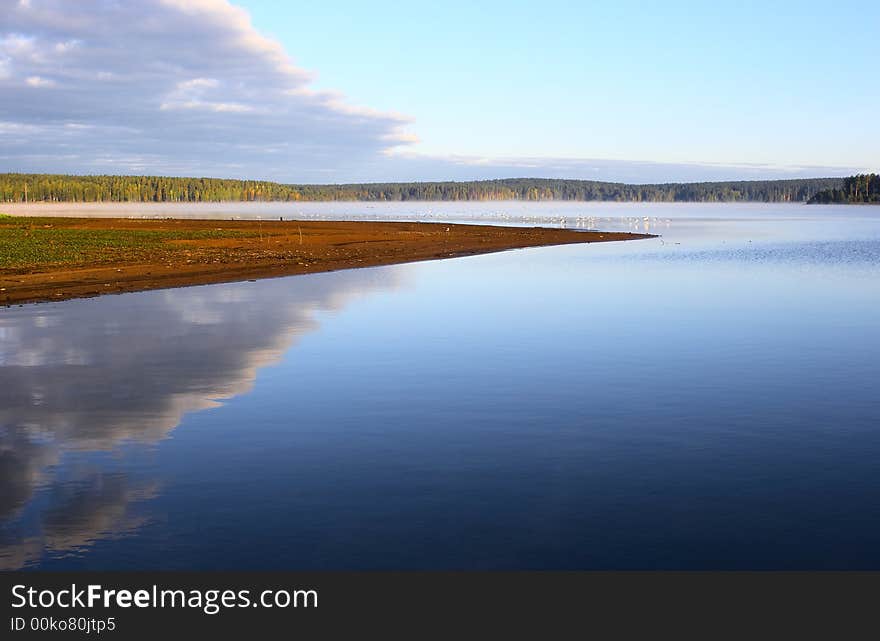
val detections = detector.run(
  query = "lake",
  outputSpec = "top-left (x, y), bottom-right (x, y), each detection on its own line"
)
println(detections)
top-left (1, 202), bottom-right (879, 569)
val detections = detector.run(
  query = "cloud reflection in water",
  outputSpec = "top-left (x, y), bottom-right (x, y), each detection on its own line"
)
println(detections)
top-left (0, 266), bottom-right (403, 569)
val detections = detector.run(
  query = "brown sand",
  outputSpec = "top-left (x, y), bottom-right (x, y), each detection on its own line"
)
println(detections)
top-left (1, 218), bottom-right (655, 305)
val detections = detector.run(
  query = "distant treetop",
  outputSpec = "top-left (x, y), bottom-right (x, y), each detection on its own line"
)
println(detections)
top-left (807, 174), bottom-right (879, 204)
top-left (0, 173), bottom-right (853, 204)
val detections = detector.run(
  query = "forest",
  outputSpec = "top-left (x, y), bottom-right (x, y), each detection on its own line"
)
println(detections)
top-left (807, 174), bottom-right (880, 204)
top-left (0, 173), bottom-right (849, 204)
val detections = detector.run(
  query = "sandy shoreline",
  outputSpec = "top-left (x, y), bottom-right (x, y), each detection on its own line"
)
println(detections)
top-left (1, 217), bottom-right (655, 305)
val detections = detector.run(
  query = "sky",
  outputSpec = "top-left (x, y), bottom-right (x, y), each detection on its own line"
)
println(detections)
top-left (0, 0), bottom-right (877, 183)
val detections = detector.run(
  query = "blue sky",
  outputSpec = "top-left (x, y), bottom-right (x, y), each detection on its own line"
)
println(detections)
top-left (242, 0), bottom-right (878, 167)
top-left (1, 0), bottom-right (877, 182)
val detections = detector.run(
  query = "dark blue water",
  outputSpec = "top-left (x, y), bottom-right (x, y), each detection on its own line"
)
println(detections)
top-left (2, 204), bottom-right (879, 569)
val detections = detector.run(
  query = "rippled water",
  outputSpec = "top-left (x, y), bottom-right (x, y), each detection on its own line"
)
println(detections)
top-left (1, 203), bottom-right (879, 569)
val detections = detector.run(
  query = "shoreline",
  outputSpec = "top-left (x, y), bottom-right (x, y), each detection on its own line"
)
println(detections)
top-left (1, 217), bottom-right (655, 305)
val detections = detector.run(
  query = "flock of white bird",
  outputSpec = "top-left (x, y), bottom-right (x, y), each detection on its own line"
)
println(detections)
top-left (232, 210), bottom-right (677, 234)
top-left (128, 208), bottom-right (676, 235)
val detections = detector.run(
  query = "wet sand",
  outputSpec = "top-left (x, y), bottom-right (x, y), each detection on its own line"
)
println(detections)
top-left (1, 218), bottom-right (654, 305)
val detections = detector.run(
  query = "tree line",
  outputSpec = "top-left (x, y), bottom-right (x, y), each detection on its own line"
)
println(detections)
top-left (807, 174), bottom-right (880, 204)
top-left (0, 173), bottom-right (850, 204)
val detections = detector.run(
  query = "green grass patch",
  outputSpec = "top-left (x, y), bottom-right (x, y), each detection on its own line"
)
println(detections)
top-left (0, 218), bottom-right (258, 270)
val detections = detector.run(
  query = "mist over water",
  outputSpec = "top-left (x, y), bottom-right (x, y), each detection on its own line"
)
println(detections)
top-left (4, 200), bottom-right (866, 232)
top-left (1, 203), bottom-right (879, 569)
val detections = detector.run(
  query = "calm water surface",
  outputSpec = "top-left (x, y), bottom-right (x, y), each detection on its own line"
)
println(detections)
top-left (2, 203), bottom-right (879, 569)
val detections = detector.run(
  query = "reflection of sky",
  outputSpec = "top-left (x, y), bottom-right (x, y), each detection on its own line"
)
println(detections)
top-left (2, 205), bottom-right (879, 570)
top-left (0, 267), bottom-right (403, 569)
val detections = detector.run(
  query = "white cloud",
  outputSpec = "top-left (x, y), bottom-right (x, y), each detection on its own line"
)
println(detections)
top-left (159, 77), bottom-right (256, 113)
top-left (177, 78), bottom-right (219, 90)
top-left (0, 0), bottom-right (415, 180)
top-left (24, 74), bottom-right (54, 87)
top-left (164, 101), bottom-right (255, 113)
top-left (52, 39), bottom-right (79, 54)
